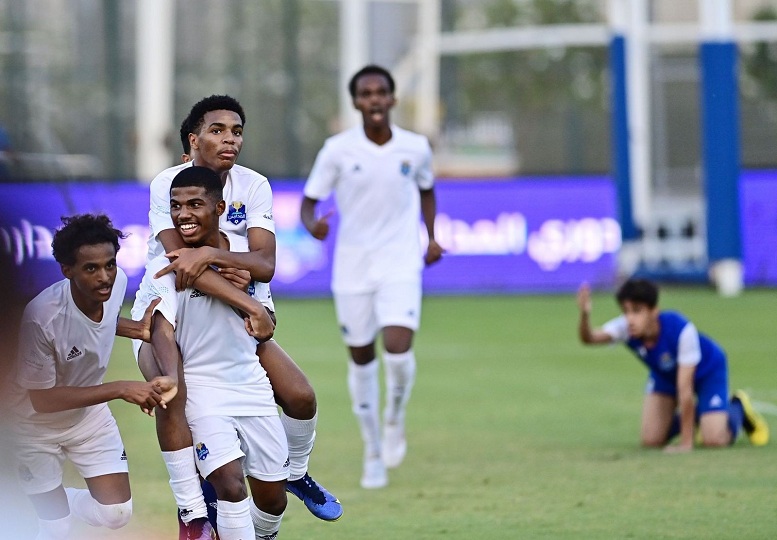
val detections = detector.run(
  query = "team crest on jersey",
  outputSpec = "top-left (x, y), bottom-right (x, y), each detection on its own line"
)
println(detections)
top-left (196, 442), bottom-right (209, 460)
top-left (227, 201), bottom-right (247, 225)
top-left (400, 160), bottom-right (411, 176)
top-left (659, 352), bottom-right (675, 371)
top-left (248, 282), bottom-right (256, 296)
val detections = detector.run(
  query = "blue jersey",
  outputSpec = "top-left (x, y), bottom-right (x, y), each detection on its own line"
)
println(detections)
top-left (608, 311), bottom-right (727, 383)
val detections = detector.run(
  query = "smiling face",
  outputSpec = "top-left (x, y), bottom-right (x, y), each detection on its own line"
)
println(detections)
top-left (352, 73), bottom-right (396, 130)
top-left (190, 109), bottom-right (243, 175)
top-left (170, 185), bottom-right (225, 248)
top-left (620, 300), bottom-right (659, 340)
top-left (61, 242), bottom-right (118, 311)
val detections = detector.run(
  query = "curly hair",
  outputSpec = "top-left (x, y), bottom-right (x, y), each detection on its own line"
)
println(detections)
top-left (187, 95), bottom-right (246, 136)
top-left (51, 214), bottom-right (126, 266)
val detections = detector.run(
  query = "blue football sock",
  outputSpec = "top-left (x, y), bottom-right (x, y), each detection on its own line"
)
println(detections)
top-left (201, 477), bottom-right (218, 531)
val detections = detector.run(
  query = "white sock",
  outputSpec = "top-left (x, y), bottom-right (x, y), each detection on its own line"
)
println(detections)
top-left (162, 447), bottom-right (208, 521)
top-left (35, 514), bottom-right (72, 540)
top-left (250, 498), bottom-right (284, 540)
top-left (383, 350), bottom-right (416, 425)
top-left (216, 498), bottom-right (254, 540)
top-left (64, 488), bottom-right (132, 529)
top-left (281, 412), bottom-right (316, 481)
top-left (348, 360), bottom-right (381, 457)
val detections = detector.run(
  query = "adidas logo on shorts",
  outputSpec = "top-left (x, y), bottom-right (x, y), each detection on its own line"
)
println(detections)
top-left (66, 346), bottom-right (83, 360)
top-left (190, 289), bottom-right (206, 298)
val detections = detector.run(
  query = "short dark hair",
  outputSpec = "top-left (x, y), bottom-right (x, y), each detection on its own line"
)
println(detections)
top-left (616, 279), bottom-right (659, 308)
top-left (179, 115), bottom-right (192, 155)
top-left (51, 214), bottom-right (125, 266)
top-left (171, 166), bottom-right (223, 201)
top-left (187, 95), bottom-right (246, 135)
top-left (348, 64), bottom-right (395, 98)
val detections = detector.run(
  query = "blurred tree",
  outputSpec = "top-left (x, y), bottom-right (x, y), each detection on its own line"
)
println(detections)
top-left (444, 0), bottom-right (609, 174)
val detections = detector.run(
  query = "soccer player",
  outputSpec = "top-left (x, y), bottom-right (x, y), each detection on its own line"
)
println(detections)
top-left (137, 166), bottom-right (289, 540)
top-left (12, 214), bottom-right (175, 539)
top-left (133, 95), bottom-right (341, 538)
top-left (577, 278), bottom-right (769, 452)
top-left (300, 64), bottom-right (444, 488)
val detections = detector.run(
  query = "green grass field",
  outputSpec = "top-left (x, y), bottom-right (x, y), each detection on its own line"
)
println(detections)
top-left (7, 287), bottom-right (777, 539)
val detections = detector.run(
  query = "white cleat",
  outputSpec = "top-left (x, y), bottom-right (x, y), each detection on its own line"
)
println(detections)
top-left (361, 456), bottom-right (388, 489)
top-left (382, 422), bottom-right (407, 469)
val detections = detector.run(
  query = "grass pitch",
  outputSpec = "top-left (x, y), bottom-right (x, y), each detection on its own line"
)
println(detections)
top-left (7, 287), bottom-right (777, 539)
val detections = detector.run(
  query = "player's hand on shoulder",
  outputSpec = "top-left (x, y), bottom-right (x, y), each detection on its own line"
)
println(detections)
top-left (218, 267), bottom-right (252, 292)
top-left (155, 246), bottom-right (214, 291)
top-left (425, 238), bottom-right (444, 265)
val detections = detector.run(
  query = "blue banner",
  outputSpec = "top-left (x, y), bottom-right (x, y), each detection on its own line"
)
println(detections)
top-left (0, 177), bottom-right (621, 300)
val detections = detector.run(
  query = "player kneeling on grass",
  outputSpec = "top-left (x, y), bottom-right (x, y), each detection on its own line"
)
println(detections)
top-left (577, 278), bottom-right (769, 453)
top-left (137, 166), bottom-right (289, 540)
top-left (10, 214), bottom-right (175, 540)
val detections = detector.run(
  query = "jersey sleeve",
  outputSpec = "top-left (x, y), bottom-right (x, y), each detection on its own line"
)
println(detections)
top-left (602, 315), bottom-right (629, 343)
top-left (245, 177), bottom-right (275, 233)
top-left (416, 137), bottom-right (434, 190)
top-left (16, 315), bottom-right (57, 390)
top-left (677, 322), bottom-right (702, 367)
top-left (143, 258), bottom-right (179, 329)
top-left (148, 173), bottom-right (175, 238)
top-left (303, 141), bottom-right (338, 200)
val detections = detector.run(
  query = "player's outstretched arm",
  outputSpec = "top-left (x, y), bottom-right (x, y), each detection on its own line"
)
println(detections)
top-left (28, 377), bottom-right (175, 415)
top-left (577, 283), bottom-right (613, 345)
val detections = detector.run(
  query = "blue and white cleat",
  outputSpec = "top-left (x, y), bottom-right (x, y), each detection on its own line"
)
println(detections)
top-left (287, 473), bottom-right (344, 521)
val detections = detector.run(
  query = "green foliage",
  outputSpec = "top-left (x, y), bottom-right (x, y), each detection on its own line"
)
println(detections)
top-left (11, 288), bottom-right (775, 538)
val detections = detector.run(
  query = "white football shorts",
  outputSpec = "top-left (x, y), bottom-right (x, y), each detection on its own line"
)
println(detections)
top-left (334, 280), bottom-right (422, 347)
top-left (14, 404), bottom-right (128, 495)
top-left (189, 415), bottom-right (289, 482)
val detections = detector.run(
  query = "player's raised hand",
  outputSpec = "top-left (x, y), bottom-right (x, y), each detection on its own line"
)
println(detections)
top-left (154, 246), bottom-right (214, 291)
top-left (218, 267), bottom-right (252, 292)
top-left (577, 282), bottom-right (592, 314)
top-left (311, 210), bottom-right (334, 241)
top-left (425, 238), bottom-right (445, 265)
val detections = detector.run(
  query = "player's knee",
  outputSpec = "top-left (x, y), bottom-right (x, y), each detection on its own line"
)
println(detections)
top-left (640, 435), bottom-right (665, 448)
top-left (209, 468), bottom-right (248, 502)
top-left (281, 384), bottom-right (317, 420)
top-left (253, 490), bottom-right (287, 516)
top-left (700, 431), bottom-right (731, 447)
top-left (95, 499), bottom-right (132, 529)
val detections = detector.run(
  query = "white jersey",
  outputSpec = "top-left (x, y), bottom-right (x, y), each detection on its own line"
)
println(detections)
top-left (135, 255), bottom-right (277, 422)
top-left (12, 269), bottom-right (128, 432)
top-left (144, 162), bottom-right (275, 311)
top-left (147, 162), bottom-right (276, 261)
top-left (304, 125), bottom-right (434, 294)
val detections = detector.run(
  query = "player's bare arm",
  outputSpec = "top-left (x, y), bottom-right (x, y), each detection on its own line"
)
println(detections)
top-left (577, 283), bottom-right (614, 344)
top-left (28, 376), bottom-right (175, 415)
top-left (116, 297), bottom-right (160, 341)
top-left (300, 196), bottom-right (332, 240)
top-left (420, 188), bottom-right (444, 265)
top-left (664, 364), bottom-right (696, 454)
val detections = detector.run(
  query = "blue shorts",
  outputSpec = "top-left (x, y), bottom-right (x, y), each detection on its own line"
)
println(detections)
top-left (647, 366), bottom-right (729, 416)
